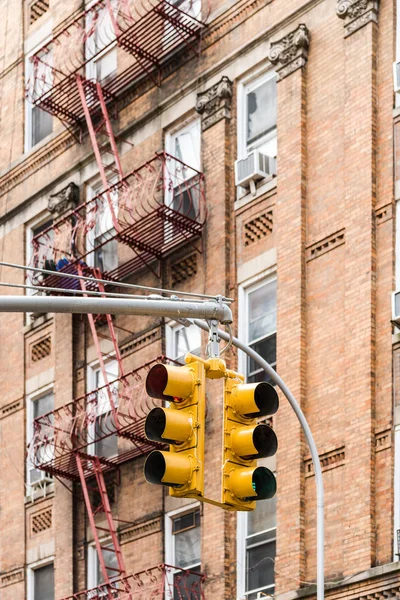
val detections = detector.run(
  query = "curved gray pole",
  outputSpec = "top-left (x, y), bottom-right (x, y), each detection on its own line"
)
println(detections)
top-left (193, 319), bottom-right (324, 600)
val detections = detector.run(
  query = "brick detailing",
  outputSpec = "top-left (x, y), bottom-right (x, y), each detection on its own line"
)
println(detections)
top-left (120, 516), bottom-right (162, 545)
top-left (375, 428), bottom-right (391, 452)
top-left (375, 202), bottom-right (393, 225)
top-left (121, 327), bottom-right (160, 357)
top-left (0, 568), bottom-right (24, 588)
top-left (336, 0), bottom-right (379, 37)
top-left (0, 397), bottom-right (24, 419)
top-left (269, 24), bottom-right (310, 80)
top-left (29, 0), bottom-right (49, 24)
top-left (172, 253), bottom-right (198, 285)
top-left (244, 210), bottom-right (273, 246)
top-left (31, 507), bottom-right (52, 534)
top-left (306, 229), bottom-right (345, 262)
top-left (31, 335), bottom-right (52, 362)
top-left (305, 446), bottom-right (345, 477)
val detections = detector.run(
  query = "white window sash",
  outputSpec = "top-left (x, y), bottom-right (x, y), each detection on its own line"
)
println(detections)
top-left (26, 385), bottom-right (54, 490)
top-left (27, 559), bottom-right (55, 600)
top-left (237, 69), bottom-right (277, 161)
top-left (25, 35), bottom-right (53, 153)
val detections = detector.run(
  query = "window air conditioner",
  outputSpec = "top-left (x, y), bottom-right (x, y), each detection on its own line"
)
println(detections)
top-left (235, 150), bottom-right (276, 190)
top-left (392, 291), bottom-right (400, 325)
top-left (394, 61), bottom-right (400, 93)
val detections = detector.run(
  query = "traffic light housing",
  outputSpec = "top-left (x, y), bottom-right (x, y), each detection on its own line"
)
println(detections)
top-left (222, 376), bottom-right (279, 510)
top-left (144, 360), bottom-right (205, 500)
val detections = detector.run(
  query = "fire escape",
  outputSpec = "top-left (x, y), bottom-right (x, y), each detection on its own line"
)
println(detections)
top-left (26, 0), bottom-right (207, 598)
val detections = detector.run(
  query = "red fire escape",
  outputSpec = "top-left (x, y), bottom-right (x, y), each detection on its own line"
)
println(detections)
top-left (26, 0), bottom-right (207, 598)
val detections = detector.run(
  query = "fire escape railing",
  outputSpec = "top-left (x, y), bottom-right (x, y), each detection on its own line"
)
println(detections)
top-left (61, 564), bottom-right (206, 600)
top-left (29, 153), bottom-right (206, 286)
top-left (26, 0), bottom-right (205, 130)
top-left (28, 358), bottom-right (172, 481)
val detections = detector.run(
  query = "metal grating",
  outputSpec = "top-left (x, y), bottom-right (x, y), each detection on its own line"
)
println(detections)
top-left (26, 0), bottom-right (205, 129)
top-left (28, 357), bottom-right (173, 481)
top-left (61, 564), bottom-right (206, 600)
top-left (29, 153), bottom-right (206, 288)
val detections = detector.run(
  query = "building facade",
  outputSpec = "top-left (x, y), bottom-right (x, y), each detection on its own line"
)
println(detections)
top-left (0, 0), bottom-right (399, 598)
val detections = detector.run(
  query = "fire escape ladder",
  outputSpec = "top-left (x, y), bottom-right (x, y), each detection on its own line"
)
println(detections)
top-left (76, 75), bottom-right (123, 232)
top-left (75, 453), bottom-right (127, 591)
top-left (77, 265), bottom-right (124, 429)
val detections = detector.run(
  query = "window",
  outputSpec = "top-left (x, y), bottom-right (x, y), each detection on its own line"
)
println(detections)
top-left (240, 277), bottom-right (277, 384)
top-left (86, 0), bottom-right (117, 84)
top-left (166, 322), bottom-right (201, 363)
top-left (165, 120), bottom-right (201, 220)
top-left (237, 490), bottom-right (276, 599)
top-left (165, 505), bottom-right (201, 599)
top-left (27, 389), bottom-right (54, 488)
top-left (171, 0), bottom-right (201, 19)
top-left (88, 361), bottom-right (119, 459)
top-left (87, 182), bottom-right (118, 275)
top-left (238, 71), bottom-right (277, 160)
top-left (25, 47), bottom-right (53, 150)
top-left (28, 562), bottom-right (55, 600)
top-left (88, 543), bottom-right (119, 594)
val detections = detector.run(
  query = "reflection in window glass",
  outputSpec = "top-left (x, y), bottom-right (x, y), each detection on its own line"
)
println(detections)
top-left (173, 324), bottom-right (201, 364)
top-left (33, 563), bottom-right (54, 600)
top-left (246, 279), bottom-right (277, 384)
top-left (246, 77), bottom-right (277, 147)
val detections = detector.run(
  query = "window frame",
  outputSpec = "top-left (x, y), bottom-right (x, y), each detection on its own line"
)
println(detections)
top-left (236, 496), bottom-right (276, 599)
top-left (237, 68), bottom-right (277, 161)
top-left (25, 35), bottom-right (54, 153)
top-left (85, 0), bottom-right (118, 84)
top-left (26, 384), bottom-right (54, 492)
top-left (87, 358), bottom-right (119, 459)
top-left (238, 271), bottom-right (277, 381)
top-left (165, 320), bottom-right (202, 363)
top-left (165, 502), bottom-right (201, 576)
top-left (86, 179), bottom-right (118, 273)
top-left (27, 558), bottom-right (55, 600)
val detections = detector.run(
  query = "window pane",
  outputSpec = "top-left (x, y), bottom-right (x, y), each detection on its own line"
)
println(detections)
top-left (174, 522), bottom-right (200, 569)
top-left (247, 334), bottom-right (276, 381)
top-left (95, 415), bottom-right (118, 458)
top-left (248, 281), bottom-right (276, 343)
top-left (246, 77), bottom-right (277, 147)
top-left (97, 546), bottom-right (119, 585)
top-left (173, 565), bottom-right (201, 600)
top-left (34, 564), bottom-right (54, 600)
top-left (174, 126), bottom-right (201, 175)
top-left (32, 106), bottom-right (53, 146)
top-left (94, 239), bottom-right (118, 274)
top-left (246, 539), bottom-right (275, 596)
top-left (33, 393), bottom-right (54, 420)
top-left (173, 324), bottom-right (201, 363)
top-left (247, 496), bottom-right (276, 537)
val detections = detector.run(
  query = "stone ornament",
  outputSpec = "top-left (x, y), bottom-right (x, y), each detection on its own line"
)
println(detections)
top-left (48, 182), bottom-right (80, 217)
top-left (269, 24), bottom-right (310, 81)
top-left (195, 76), bottom-right (233, 131)
top-left (336, 0), bottom-right (379, 36)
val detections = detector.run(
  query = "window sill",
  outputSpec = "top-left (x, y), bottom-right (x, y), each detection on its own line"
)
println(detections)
top-left (234, 176), bottom-right (277, 212)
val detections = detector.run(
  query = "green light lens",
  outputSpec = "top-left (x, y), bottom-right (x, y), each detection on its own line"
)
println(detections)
top-left (252, 466), bottom-right (276, 500)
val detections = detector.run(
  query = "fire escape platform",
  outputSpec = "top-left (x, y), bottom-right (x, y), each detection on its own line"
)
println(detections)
top-left (28, 0), bottom-right (205, 128)
top-left (29, 359), bottom-right (170, 482)
top-left (61, 564), bottom-right (206, 600)
top-left (30, 153), bottom-right (206, 289)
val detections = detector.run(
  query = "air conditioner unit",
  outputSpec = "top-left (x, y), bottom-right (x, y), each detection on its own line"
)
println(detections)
top-left (394, 61), bottom-right (400, 93)
top-left (392, 291), bottom-right (400, 325)
top-left (235, 150), bottom-right (276, 189)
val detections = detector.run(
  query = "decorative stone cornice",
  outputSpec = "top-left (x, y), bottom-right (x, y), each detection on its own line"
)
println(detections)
top-left (336, 0), bottom-right (379, 36)
top-left (195, 76), bottom-right (233, 131)
top-left (48, 182), bottom-right (79, 217)
top-left (269, 24), bottom-right (310, 80)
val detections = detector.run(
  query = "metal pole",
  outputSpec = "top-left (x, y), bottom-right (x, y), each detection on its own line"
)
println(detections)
top-left (0, 296), bottom-right (233, 324)
top-left (193, 319), bottom-right (324, 600)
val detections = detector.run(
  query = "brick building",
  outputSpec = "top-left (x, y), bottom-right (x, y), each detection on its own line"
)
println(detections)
top-left (1, 0), bottom-right (400, 598)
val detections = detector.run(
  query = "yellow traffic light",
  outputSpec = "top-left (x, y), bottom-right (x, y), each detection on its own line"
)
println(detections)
top-left (222, 376), bottom-right (279, 510)
top-left (144, 359), bottom-right (205, 500)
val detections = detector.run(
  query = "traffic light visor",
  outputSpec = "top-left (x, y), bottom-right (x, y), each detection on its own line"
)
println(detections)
top-left (232, 382), bottom-right (279, 418)
top-left (146, 364), bottom-right (194, 401)
top-left (230, 466), bottom-right (276, 501)
top-left (231, 424), bottom-right (278, 460)
top-left (145, 407), bottom-right (193, 445)
top-left (144, 450), bottom-right (193, 487)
